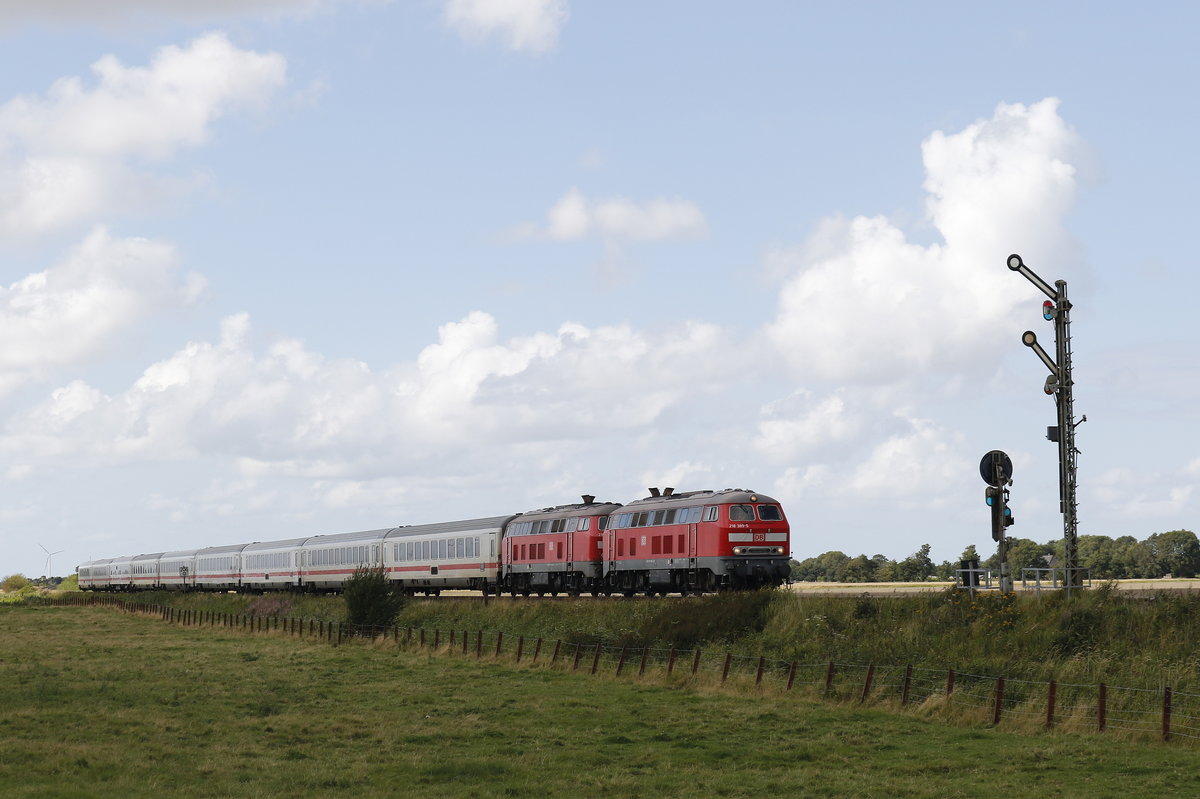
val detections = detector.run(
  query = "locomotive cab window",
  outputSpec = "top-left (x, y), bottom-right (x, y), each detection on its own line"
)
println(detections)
top-left (702, 506), bottom-right (718, 522)
top-left (757, 504), bottom-right (783, 521)
top-left (728, 505), bottom-right (755, 521)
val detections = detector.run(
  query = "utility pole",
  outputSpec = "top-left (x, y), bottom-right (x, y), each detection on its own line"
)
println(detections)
top-left (1008, 254), bottom-right (1085, 594)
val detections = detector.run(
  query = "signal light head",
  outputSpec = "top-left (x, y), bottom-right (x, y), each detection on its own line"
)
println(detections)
top-left (1043, 300), bottom-right (1055, 321)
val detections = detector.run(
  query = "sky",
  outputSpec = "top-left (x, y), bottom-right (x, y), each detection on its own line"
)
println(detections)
top-left (1, 1), bottom-right (1197, 579)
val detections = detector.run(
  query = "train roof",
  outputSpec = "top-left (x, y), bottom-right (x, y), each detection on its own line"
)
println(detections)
top-left (243, 537), bottom-right (312, 552)
top-left (131, 552), bottom-right (166, 562)
top-left (384, 515), bottom-right (515, 540)
top-left (621, 488), bottom-right (782, 508)
top-left (302, 527), bottom-right (395, 546)
top-left (196, 543), bottom-right (250, 555)
top-left (516, 500), bottom-right (622, 520)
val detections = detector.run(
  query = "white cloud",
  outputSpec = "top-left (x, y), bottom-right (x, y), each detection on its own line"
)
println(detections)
top-left (520, 187), bottom-right (708, 241)
top-left (0, 0), bottom-right (386, 27)
top-left (771, 416), bottom-right (970, 510)
top-left (443, 0), bottom-right (568, 53)
top-left (765, 98), bottom-right (1081, 384)
top-left (0, 227), bottom-right (202, 396)
top-left (0, 311), bottom-right (733, 477)
top-left (1092, 466), bottom-right (1195, 519)
top-left (0, 32), bottom-right (287, 239)
top-left (753, 391), bottom-right (862, 461)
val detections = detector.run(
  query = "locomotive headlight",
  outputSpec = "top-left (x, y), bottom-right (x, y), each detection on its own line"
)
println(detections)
top-left (774, 547), bottom-right (784, 555)
top-left (733, 547), bottom-right (745, 555)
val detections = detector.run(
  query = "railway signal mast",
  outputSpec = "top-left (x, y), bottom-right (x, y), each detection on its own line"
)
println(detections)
top-left (1007, 253), bottom-right (1085, 594)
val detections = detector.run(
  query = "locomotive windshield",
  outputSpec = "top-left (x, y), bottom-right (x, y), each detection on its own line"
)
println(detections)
top-left (757, 505), bottom-right (783, 521)
top-left (728, 504), bottom-right (755, 521)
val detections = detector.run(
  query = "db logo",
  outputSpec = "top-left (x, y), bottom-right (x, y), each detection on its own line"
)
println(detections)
top-left (753, 533), bottom-right (765, 542)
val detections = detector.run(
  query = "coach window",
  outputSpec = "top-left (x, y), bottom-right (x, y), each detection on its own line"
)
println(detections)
top-left (702, 506), bottom-right (718, 523)
top-left (422, 541), bottom-right (430, 561)
top-left (439, 539), bottom-right (448, 560)
top-left (579, 517), bottom-right (590, 531)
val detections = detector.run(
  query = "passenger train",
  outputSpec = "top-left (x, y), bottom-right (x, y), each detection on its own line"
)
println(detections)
top-left (77, 487), bottom-right (790, 597)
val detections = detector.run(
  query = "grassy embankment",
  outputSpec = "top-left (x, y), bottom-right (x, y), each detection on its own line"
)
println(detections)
top-left (4, 603), bottom-right (1200, 799)
top-left (67, 583), bottom-right (1200, 690)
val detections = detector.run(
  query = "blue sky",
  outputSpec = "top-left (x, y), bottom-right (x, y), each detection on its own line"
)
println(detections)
top-left (1, 1), bottom-right (1197, 579)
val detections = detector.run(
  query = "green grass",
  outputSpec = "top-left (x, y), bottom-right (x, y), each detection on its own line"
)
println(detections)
top-left (4, 604), bottom-right (1200, 798)
top-left (56, 585), bottom-right (1200, 690)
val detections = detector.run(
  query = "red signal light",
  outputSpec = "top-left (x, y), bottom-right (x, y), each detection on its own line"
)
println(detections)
top-left (1043, 300), bottom-right (1055, 321)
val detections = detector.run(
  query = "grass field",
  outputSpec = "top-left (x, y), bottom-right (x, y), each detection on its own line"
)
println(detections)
top-left (4, 604), bottom-right (1200, 798)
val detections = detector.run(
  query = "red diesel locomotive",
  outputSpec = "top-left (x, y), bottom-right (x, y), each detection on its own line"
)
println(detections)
top-left (501, 487), bottom-right (790, 596)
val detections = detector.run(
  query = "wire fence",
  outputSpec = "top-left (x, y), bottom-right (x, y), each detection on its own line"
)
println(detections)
top-left (41, 593), bottom-right (1200, 744)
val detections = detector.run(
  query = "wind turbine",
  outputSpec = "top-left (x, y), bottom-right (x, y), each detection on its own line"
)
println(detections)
top-left (40, 544), bottom-right (64, 578)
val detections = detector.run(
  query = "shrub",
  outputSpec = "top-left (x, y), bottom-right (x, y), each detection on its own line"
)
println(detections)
top-left (343, 566), bottom-right (406, 629)
top-left (2, 574), bottom-right (30, 593)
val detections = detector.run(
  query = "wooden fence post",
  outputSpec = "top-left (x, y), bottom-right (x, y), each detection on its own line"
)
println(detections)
top-left (476, 630), bottom-right (483, 658)
top-left (495, 631), bottom-right (504, 657)
top-left (1098, 683), bottom-right (1107, 732)
top-left (616, 646), bottom-right (628, 675)
top-left (721, 653), bottom-right (732, 683)
top-left (946, 669), bottom-right (955, 698)
top-left (552, 640), bottom-right (562, 663)
top-left (692, 649), bottom-right (702, 676)
top-left (825, 661), bottom-right (836, 695)
top-left (859, 664), bottom-right (875, 704)
top-left (590, 643), bottom-right (602, 675)
top-left (533, 639), bottom-right (543, 663)
top-left (1163, 686), bottom-right (1172, 742)
top-left (667, 648), bottom-right (677, 676)
top-left (755, 656), bottom-right (765, 686)
top-left (638, 647), bottom-right (649, 677)
top-left (516, 636), bottom-right (524, 663)
top-left (901, 665), bottom-right (913, 705)
top-left (1046, 680), bottom-right (1057, 729)
top-left (992, 677), bottom-right (1005, 726)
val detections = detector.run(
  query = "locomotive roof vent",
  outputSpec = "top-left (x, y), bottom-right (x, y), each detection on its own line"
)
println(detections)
top-left (648, 487), bottom-right (661, 497)
top-left (663, 487), bottom-right (674, 496)
top-left (581, 494), bottom-right (595, 505)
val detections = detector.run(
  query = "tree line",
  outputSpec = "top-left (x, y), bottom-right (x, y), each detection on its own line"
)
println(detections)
top-left (790, 530), bottom-right (1200, 583)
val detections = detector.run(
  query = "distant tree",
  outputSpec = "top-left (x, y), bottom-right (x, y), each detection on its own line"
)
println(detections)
top-left (1143, 530), bottom-right (1200, 578)
top-left (2, 574), bottom-right (30, 593)
top-left (896, 544), bottom-right (934, 582)
top-left (56, 574), bottom-right (79, 591)
top-left (960, 544), bottom-right (979, 562)
top-left (1006, 537), bottom-right (1056, 575)
top-left (837, 555), bottom-right (876, 583)
top-left (793, 551), bottom-right (851, 582)
top-left (343, 566), bottom-right (406, 628)
top-left (871, 554), bottom-right (897, 582)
